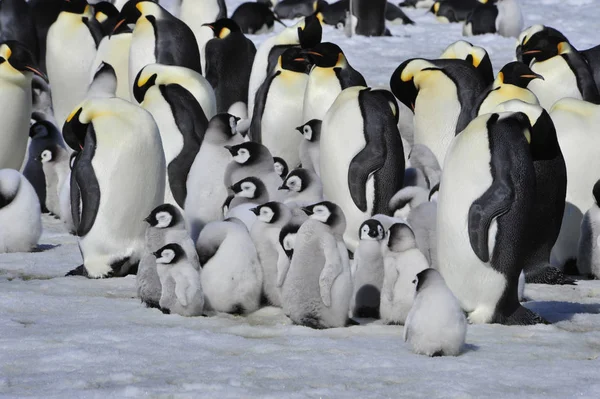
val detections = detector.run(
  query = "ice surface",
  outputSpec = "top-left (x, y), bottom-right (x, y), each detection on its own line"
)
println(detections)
top-left (2, 0), bottom-right (600, 397)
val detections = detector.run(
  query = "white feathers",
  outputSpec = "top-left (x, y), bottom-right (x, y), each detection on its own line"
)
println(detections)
top-left (156, 248), bottom-right (176, 264)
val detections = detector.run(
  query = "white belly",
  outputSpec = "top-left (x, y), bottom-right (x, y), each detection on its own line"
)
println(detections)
top-left (529, 57), bottom-right (581, 110)
top-left (129, 19), bottom-right (157, 101)
top-left (303, 69), bottom-right (343, 122)
top-left (0, 80), bottom-right (31, 170)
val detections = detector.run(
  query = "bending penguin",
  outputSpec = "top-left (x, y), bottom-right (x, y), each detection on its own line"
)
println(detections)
top-left (439, 40), bottom-right (494, 86)
top-left (232, 2), bottom-right (282, 35)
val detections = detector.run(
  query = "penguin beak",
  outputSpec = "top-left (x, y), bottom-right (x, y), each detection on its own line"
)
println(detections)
top-left (112, 19), bottom-right (126, 34)
top-left (301, 207), bottom-right (313, 215)
top-left (152, 251), bottom-right (160, 258)
top-left (202, 23), bottom-right (215, 30)
top-left (224, 145), bottom-right (236, 155)
top-left (521, 73), bottom-right (544, 80)
top-left (143, 216), bottom-right (152, 224)
top-left (278, 184), bottom-right (289, 190)
top-left (522, 49), bottom-right (542, 55)
top-left (295, 126), bottom-right (304, 134)
top-left (250, 207), bottom-right (260, 215)
top-left (24, 65), bottom-right (47, 82)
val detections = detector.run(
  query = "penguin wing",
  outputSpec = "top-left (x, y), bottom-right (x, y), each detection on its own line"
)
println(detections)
top-left (319, 234), bottom-right (343, 307)
top-left (335, 67), bottom-right (367, 89)
top-left (276, 245), bottom-right (291, 287)
top-left (348, 136), bottom-right (386, 213)
top-left (382, 264), bottom-right (398, 302)
top-left (563, 53), bottom-right (600, 104)
top-left (403, 310), bottom-right (413, 342)
top-left (81, 17), bottom-right (103, 47)
top-left (174, 275), bottom-right (190, 307)
top-left (250, 71), bottom-right (280, 144)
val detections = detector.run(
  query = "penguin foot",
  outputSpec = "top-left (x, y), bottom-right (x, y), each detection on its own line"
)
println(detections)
top-left (386, 321), bottom-right (403, 326)
top-left (498, 306), bottom-right (548, 326)
top-left (296, 314), bottom-right (326, 329)
top-left (431, 350), bottom-right (444, 357)
top-left (160, 307), bottom-right (171, 315)
top-left (563, 258), bottom-right (579, 276)
top-left (525, 266), bottom-right (577, 285)
top-left (229, 303), bottom-right (245, 316)
top-left (142, 299), bottom-right (161, 310)
top-left (65, 264), bottom-right (88, 277)
top-left (346, 318), bottom-right (360, 327)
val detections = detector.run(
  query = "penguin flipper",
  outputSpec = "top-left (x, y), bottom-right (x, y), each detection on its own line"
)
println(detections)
top-left (468, 179), bottom-right (513, 263)
top-left (525, 266), bottom-right (577, 285)
top-left (348, 141), bottom-right (386, 213)
top-left (319, 234), bottom-right (343, 307)
top-left (249, 71), bottom-right (280, 143)
top-left (276, 246), bottom-right (291, 287)
top-left (174, 278), bottom-right (190, 307)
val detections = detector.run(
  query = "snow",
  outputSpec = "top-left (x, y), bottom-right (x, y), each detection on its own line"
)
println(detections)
top-left (2, 0), bottom-right (600, 397)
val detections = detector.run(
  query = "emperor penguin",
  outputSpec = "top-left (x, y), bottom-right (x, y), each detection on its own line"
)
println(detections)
top-left (247, 14), bottom-right (322, 117)
top-left (196, 219), bottom-right (263, 315)
top-left (231, 2), bottom-right (282, 35)
top-left (185, 114), bottom-right (244, 239)
top-left (320, 87), bottom-right (405, 252)
top-left (273, 157), bottom-right (289, 179)
top-left (404, 268), bottom-right (467, 357)
top-left (154, 243), bottom-right (204, 317)
top-left (399, 0), bottom-right (434, 8)
top-left (279, 168), bottom-right (323, 209)
top-left (439, 40), bottom-right (494, 86)
top-left (406, 144), bottom-right (441, 190)
top-left (390, 58), bottom-right (486, 165)
top-left (203, 18), bottom-right (257, 116)
top-left (250, 201), bottom-right (295, 307)
top-left (93, 1), bottom-right (120, 34)
top-left (29, 0), bottom-right (63, 73)
top-left (380, 223), bottom-right (429, 325)
top-left (115, 0), bottom-right (202, 101)
top-left (280, 201), bottom-right (353, 329)
top-left (138, 203), bottom-right (199, 309)
top-left (430, 0), bottom-right (484, 23)
top-left (250, 47), bottom-right (311, 168)
top-left (578, 180), bottom-right (600, 279)
top-left (389, 186), bottom-right (429, 221)
top-left (86, 62), bottom-right (118, 99)
top-left (493, 100), bottom-right (571, 285)
top-left (0, 169), bottom-right (42, 253)
top-left (0, 0), bottom-right (39, 62)
top-left (297, 119), bottom-right (322, 176)
top-left (46, 0), bottom-right (102, 128)
top-left (133, 64), bottom-right (215, 209)
top-left (437, 112), bottom-right (546, 325)
top-left (463, 0), bottom-right (523, 38)
top-left (63, 96), bottom-right (166, 278)
top-left (38, 144), bottom-right (70, 219)
top-left (349, 0), bottom-right (388, 37)
top-left (0, 41), bottom-right (46, 170)
top-left (473, 62), bottom-right (541, 117)
top-left (350, 219), bottom-right (385, 319)
top-left (228, 176), bottom-right (270, 210)
top-left (406, 185), bottom-right (439, 268)
top-left (274, 0), bottom-right (321, 19)
top-left (302, 42), bottom-right (366, 122)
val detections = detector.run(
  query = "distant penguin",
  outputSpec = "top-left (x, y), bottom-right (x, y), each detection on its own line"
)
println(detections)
top-left (320, 87), bottom-right (405, 252)
top-left (439, 40), bottom-right (494, 86)
top-left (404, 268), bottom-right (467, 357)
top-left (115, 0), bottom-right (202, 101)
top-left (0, 41), bottom-right (45, 171)
top-left (232, 2), bottom-right (282, 34)
top-left (463, 0), bottom-right (523, 38)
top-left (578, 180), bottom-right (600, 279)
top-left (196, 219), bottom-right (263, 315)
top-left (138, 203), bottom-right (199, 309)
top-left (350, 219), bottom-right (385, 319)
top-left (46, 0), bottom-right (101, 128)
top-left (155, 243), bottom-right (204, 317)
top-left (473, 62), bottom-right (541, 117)
top-left (29, 0), bottom-right (63, 73)
top-left (203, 18), bottom-right (257, 116)
top-left (228, 176), bottom-right (270, 210)
top-left (185, 114), bottom-right (244, 239)
top-left (275, 0), bottom-right (322, 19)
top-left (390, 57), bottom-right (486, 165)
top-left (399, 0), bottom-right (434, 8)
top-left (302, 42), bottom-right (366, 122)
top-left (380, 223), bottom-right (429, 325)
top-left (273, 157), bottom-right (289, 179)
top-left (349, 0), bottom-right (388, 36)
top-left (247, 14), bottom-right (322, 117)
top-left (279, 168), bottom-right (323, 208)
top-left (38, 144), bottom-right (70, 218)
top-left (0, 169), bottom-right (42, 253)
top-left (297, 119), bottom-right (322, 176)
top-left (251, 47), bottom-right (311, 167)
top-left (250, 201), bottom-right (294, 307)
top-left (437, 112), bottom-right (546, 325)
top-left (0, 0), bottom-right (39, 62)
top-left (430, 0), bottom-right (482, 23)
top-left (407, 185), bottom-right (439, 268)
top-left (63, 97), bottom-right (165, 278)
top-left (280, 201), bottom-right (353, 329)
top-left (93, 1), bottom-right (119, 34)
top-left (385, 2), bottom-right (414, 25)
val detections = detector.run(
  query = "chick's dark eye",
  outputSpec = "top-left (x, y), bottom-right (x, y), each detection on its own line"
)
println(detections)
top-left (412, 279), bottom-right (417, 284)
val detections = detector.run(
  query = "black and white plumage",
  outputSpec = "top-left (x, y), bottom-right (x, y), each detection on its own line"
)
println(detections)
top-left (297, 119), bottom-right (321, 176)
top-left (279, 168), bottom-right (323, 209)
top-left (578, 180), bottom-right (600, 280)
top-left (37, 143), bottom-right (70, 219)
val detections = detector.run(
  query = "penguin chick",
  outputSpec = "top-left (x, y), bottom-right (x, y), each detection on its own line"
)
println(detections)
top-left (407, 144), bottom-right (441, 189)
top-left (406, 185), bottom-right (439, 268)
top-left (297, 119), bottom-right (322, 176)
top-left (404, 268), bottom-right (467, 357)
top-left (389, 186), bottom-right (429, 221)
top-left (37, 144), bottom-right (70, 219)
top-left (279, 168), bottom-right (323, 208)
top-left (380, 223), bottom-right (429, 325)
top-left (229, 176), bottom-right (270, 209)
top-left (273, 157), bottom-right (289, 179)
top-left (578, 179), bottom-right (600, 279)
top-left (350, 219), bottom-right (386, 319)
top-left (154, 243), bottom-right (204, 317)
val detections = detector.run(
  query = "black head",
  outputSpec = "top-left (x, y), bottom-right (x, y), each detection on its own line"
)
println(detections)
top-left (29, 120), bottom-right (59, 139)
top-left (279, 168), bottom-right (310, 193)
top-left (390, 59), bottom-right (419, 113)
top-left (593, 180), bottom-right (600, 206)
top-left (304, 42), bottom-right (343, 68)
top-left (414, 268), bottom-right (436, 292)
top-left (302, 201), bottom-right (338, 226)
top-left (279, 223), bottom-right (301, 260)
top-left (298, 14), bottom-right (322, 49)
top-left (63, 0), bottom-right (90, 14)
top-left (203, 18), bottom-right (242, 38)
top-left (359, 219), bottom-right (385, 241)
top-left (210, 113), bottom-right (240, 138)
top-left (62, 107), bottom-right (91, 151)
top-left (113, 0), bottom-right (159, 32)
top-left (230, 176), bottom-right (266, 200)
top-left (273, 157), bottom-right (288, 178)
top-left (280, 47), bottom-right (311, 74)
top-left (498, 62), bottom-right (543, 87)
top-left (225, 142), bottom-right (269, 165)
top-left (296, 119), bottom-right (322, 142)
top-left (153, 243), bottom-right (185, 264)
top-left (35, 144), bottom-right (61, 163)
top-left (252, 201), bottom-right (285, 224)
top-left (387, 223), bottom-right (416, 252)
top-left (0, 41), bottom-right (46, 81)
top-left (132, 67), bottom-right (157, 103)
top-left (94, 1), bottom-right (119, 27)
top-left (516, 26), bottom-right (567, 65)
top-left (144, 203), bottom-right (182, 228)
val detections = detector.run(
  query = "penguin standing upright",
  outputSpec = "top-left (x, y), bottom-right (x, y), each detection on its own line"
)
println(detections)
top-left (302, 42), bottom-right (366, 122)
top-left (320, 87), bottom-right (405, 251)
top-left (437, 112), bottom-right (545, 325)
top-left (203, 18), bottom-right (256, 116)
top-left (251, 47), bottom-right (311, 168)
top-left (578, 180), bottom-right (600, 280)
top-left (63, 97), bottom-right (166, 278)
top-left (0, 0), bottom-right (39, 62)
top-left (350, 0), bottom-right (388, 37)
top-left (46, 0), bottom-right (102, 128)
top-left (38, 143), bottom-right (70, 219)
top-left (29, 0), bottom-right (63, 73)
top-left (463, 0), bottom-right (523, 38)
top-left (297, 119), bottom-right (322, 176)
top-left (0, 41), bottom-right (46, 170)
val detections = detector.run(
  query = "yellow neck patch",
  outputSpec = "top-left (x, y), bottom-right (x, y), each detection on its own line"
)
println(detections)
top-left (219, 27), bottom-right (231, 39)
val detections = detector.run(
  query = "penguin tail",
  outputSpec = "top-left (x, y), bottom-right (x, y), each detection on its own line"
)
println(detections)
top-left (525, 266), bottom-right (577, 285)
top-left (143, 299), bottom-right (161, 310)
top-left (65, 264), bottom-right (89, 278)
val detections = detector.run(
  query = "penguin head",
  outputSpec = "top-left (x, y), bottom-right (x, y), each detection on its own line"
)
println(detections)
top-left (297, 14), bottom-right (323, 49)
top-left (516, 25), bottom-right (567, 64)
top-left (304, 42), bottom-right (345, 68)
top-left (296, 119), bottom-right (322, 142)
top-left (209, 113), bottom-right (240, 141)
top-left (62, 106), bottom-right (91, 151)
top-left (280, 47), bottom-right (312, 74)
top-left (414, 268), bottom-right (440, 293)
top-left (202, 18), bottom-right (242, 39)
top-left (133, 65), bottom-right (158, 103)
top-left (29, 120), bottom-right (59, 140)
top-left (0, 41), bottom-right (46, 82)
top-left (302, 201), bottom-right (345, 231)
top-left (36, 145), bottom-right (61, 164)
top-left (114, 0), bottom-right (161, 32)
top-left (153, 243), bottom-right (185, 265)
top-left (279, 169), bottom-right (311, 193)
top-left (273, 157), bottom-right (289, 178)
top-left (390, 59), bottom-right (429, 113)
top-left (144, 203), bottom-right (182, 229)
top-left (359, 219), bottom-right (385, 241)
top-left (252, 201), bottom-right (289, 224)
top-left (225, 142), bottom-right (269, 165)
top-left (593, 180), bottom-right (600, 207)
top-left (440, 40), bottom-right (493, 85)
top-left (497, 62), bottom-right (543, 88)
top-left (94, 2), bottom-right (119, 23)
top-left (230, 176), bottom-right (266, 200)
top-left (279, 223), bottom-right (301, 260)
top-left (62, 0), bottom-right (91, 15)
top-left (386, 223), bottom-right (417, 253)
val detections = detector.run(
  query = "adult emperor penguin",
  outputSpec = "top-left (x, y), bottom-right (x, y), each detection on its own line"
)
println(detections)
top-left (437, 112), bottom-right (546, 325)
top-left (134, 64), bottom-right (214, 209)
top-left (247, 13), bottom-right (322, 117)
top-left (63, 96), bottom-right (166, 278)
top-left (0, 0), bottom-right (39, 62)
top-left (93, 1), bottom-right (120, 34)
top-left (0, 41), bottom-right (46, 170)
top-left (390, 57), bottom-right (486, 165)
top-left (430, 0), bottom-right (484, 23)
top-left (349, 0), bottom-right (388, 37)
top-left (46, 0), bottom-right (102, 128)
top-left (439, 40), bottom-right (494, 86)
top-left (463, 0), bottom-right (523, 38)
top-left (472, 62), bottom-right (541, 117)
top-left (297, 119), bottom-right (322, 176)
top-left (302, 42), bottom-right (366, 122)
top-left (0, 169), bottom-right (42, 253)
top-left (493, 100), bottom-right (571, 285)
top-left (115, 0), bottom-right (202, 101)
top-left (280, 201), bottom-right (353, 329)
top-left (203, 18), bottom-right (256, 116)
top-left (320, 87), bottom-right (405, 252)
top-left (578, 180), bottom-right (600, 279)
top-left (231, 2), bottom-right (282, 35)
top-left (38, 144), bottom-right (70, 219)
top-left (279, 168), bottom-right (323, 209)
top-left (29, 0), bottom-right (63, 73)
top-left (250, 47), bottom-right (311, 168)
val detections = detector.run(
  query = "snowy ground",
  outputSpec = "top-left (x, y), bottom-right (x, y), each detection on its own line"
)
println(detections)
top-left (2, 0), bottom-right (600, 397)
